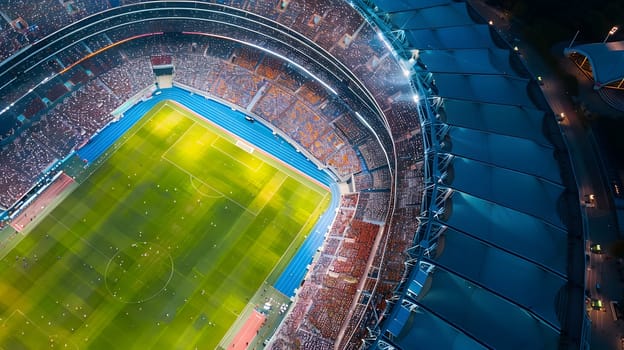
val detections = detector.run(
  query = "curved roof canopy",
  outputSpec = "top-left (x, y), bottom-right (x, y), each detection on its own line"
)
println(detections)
top-left (564, 40), bottom-right (624, 88)
top-left (370, 0), bottom-right (582, 348)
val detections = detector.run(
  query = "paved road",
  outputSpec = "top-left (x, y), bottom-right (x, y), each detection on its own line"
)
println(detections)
top-left (467, 1), bottom-right (623, 348)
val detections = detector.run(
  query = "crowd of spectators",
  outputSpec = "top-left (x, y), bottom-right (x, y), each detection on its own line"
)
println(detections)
top-left (231, 46), bottom-right (262, 71)
top-left (65, 67), bottom-right (91, 86)
top-left (13, 129), bottom-right (58, 178)
top-left (174, 54), bottom-right (222, 93)
top-left (270, 199), bottom-right (383, 348)
top-left (80, 49), bottom-right (120, 76)
top-left (371, 167), bottom-right (392, 190)
top-left (353, 170), bottom-right (373, 191)
top-left (0, 75), bottom-right (122, 208)
top-left (255, 54), bottom-right (283, 81)
top-left (354, 191), bottom-right (391, 224)
top-left (0, 0), bottom-right (113, 62)
top-left (21, 96), bottom-right (47, 119)
top-left (351, 166), bottom-right (394, 194)
top-left (30, 110), bottom-right (83, 157)
top-left (159, 35), bottom-right (365, 179)
top-left (99, 58), bottom-right (154, 101)
top-left (212, 63), bottom-right (265, 108)
top-left (270, 100), bottom-right (331, 151)
top-left (57, 42), bottom-right (92, 68)
top-left (386, 100), bottom-right (423, 134)
top-left (334, 112), bottom-right (370, 146)
top-left (0, 22), bottom-right (28, 63)
top-left (44, 81), bottom-right (69, 103)
top-left (83, 33), bottom-right (114, 53)
top-left (0, 128), bottom-right (56, 208)
top-left (307, 130), bottom-right (347, 167)
top-left (0, 1), bottom-right (428, 347)
top-left (325, 145), bottom-right (361, 178)
top-left (56, 79), bottom-right (119, 136)
top-left (0, 159), bottom-right (32, 209)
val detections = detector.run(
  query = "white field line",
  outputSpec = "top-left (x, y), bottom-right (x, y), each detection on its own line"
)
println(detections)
top-left (251, 173), bottom-right (288, 215)
top-left (165, 101), bottom-right (330, 194)
top-left (3, 309), bottom-right (79, 350)
top-left (160, 156), bottom-right (259, 216)
top-left (209, 136), bottom-right (263, 172)
top-left (189, 176), bottom-right (224, 199)
top-left (262, 190), bottom-right (331, 286)
top-left (161, 120), bottom-right (197, 158)
top-left (49, 214), bottom-right (110, 260)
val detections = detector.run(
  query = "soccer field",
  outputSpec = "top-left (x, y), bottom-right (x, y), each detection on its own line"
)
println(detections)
top-left (0, 102), bottom-right (330, 349)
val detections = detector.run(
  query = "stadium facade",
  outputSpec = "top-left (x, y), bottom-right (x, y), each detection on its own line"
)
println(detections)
top-left (0, 0), bottom-right (588, 349)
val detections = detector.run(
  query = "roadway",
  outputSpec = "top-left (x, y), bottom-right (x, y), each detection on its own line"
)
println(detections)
top-left (467, 1), bottom-right (623, 349)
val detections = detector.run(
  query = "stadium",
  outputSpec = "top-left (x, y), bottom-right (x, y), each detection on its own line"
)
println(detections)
top-left (0, 1), bottom-right (588, 349)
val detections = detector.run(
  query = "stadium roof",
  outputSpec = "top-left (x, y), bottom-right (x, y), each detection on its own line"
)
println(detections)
top-left (441, 99), bottom-right (550, 146)
top-left (432, 73), bottom-right (534, 106)
top-left (419, 48), bottom-right (515, 75)
top-left (370, 0), bottom-right (583, 348)
top-left (564, 40), bottom-right (624, 88)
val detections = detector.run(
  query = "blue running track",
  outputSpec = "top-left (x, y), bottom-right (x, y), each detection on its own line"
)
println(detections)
top-left (77, 86), bottom-right (339, 297)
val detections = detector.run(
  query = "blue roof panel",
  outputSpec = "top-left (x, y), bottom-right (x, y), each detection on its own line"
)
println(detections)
top-left (394, 306), bottom-right (487, 350)
top-left (448, 126), bottom-right (560, 183)
top-left (420, 269), bottom-right (560, 349)
top-left (419, 48), bottom-right (514, 75)
top-left (444, 191), bottom-right (568, 275)
top-left (435, 228), bottom-right (566, 327)
top-left (442, 99), bottom-right (550, 146)
top-left (405, 25), bottom-right (495, 50)
top-left (448, 156), bottom-right (565, 227)
top-left (390, 3), bottom-right (474, 30)
top-left (433, 73), bottom-right (535, 107)
top-left (374, 0), bottom-right (453, 13)
top-left (387, 306), bottom-right (411, 336)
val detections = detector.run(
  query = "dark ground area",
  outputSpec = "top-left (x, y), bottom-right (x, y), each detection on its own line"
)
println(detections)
top-left (486, 0), bottom-right (624, 50)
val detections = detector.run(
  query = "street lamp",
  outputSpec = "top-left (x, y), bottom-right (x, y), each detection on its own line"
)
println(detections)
top-left (603, 26), bottom-right (619, 43)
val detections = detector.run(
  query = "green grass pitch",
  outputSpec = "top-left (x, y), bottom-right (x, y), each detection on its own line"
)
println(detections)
top-left (0, 102), bottom-right (330, 349)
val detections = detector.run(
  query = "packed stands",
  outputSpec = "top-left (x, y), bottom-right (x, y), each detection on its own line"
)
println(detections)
top-left (0, 30), bottom-right (370, 210)
top-left (99, 58), bottom-right (154, 101)
top-left (354, 191), bottom-right (391, 224)
top-left (30, 111), bottom-right (83, 156)
top-left (0, 1), bottom-right (435, 348)
top-left (212, 63), bottom-right (264, 107)
top-left (358, 139), bottom-right (389, 171)
top-left (174, 54), bottom-right (223, 93)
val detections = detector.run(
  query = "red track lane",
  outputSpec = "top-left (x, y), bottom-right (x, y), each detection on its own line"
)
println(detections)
top-left (10, 173), bottom-right (74, 232)
top-left (228, 310), bottom-right (266, 350)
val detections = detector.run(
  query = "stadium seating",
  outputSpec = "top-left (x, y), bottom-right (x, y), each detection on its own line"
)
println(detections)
top-left (0, 2), bottom-right (427, 348)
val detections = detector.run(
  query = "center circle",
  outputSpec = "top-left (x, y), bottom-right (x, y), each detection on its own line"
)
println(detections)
top-left (104, 242), bottom-right (174, 304)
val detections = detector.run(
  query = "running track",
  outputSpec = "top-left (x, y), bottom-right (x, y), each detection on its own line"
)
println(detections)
top-left (77, 86), bottom-right (340, 297)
